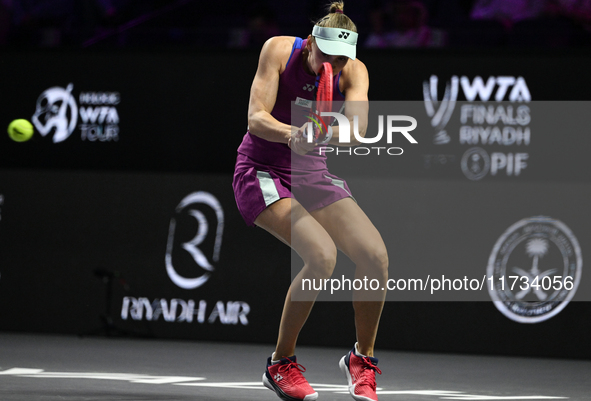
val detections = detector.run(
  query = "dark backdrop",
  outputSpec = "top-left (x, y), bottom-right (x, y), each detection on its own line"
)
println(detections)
top-left (1, 48), bottom-right (590, 359)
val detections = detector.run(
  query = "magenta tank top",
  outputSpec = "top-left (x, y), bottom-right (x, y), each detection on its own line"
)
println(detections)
top-left (237, 37), bottom-right (346, 170)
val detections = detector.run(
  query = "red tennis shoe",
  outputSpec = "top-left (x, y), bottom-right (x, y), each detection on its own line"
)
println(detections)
top-left (263, 355), bottom-right (318, 401)
top-left (339, 344), bottom-right (382, 401)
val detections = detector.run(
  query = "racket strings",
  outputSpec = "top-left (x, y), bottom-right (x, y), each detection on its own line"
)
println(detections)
top-left (312, 62), bottom-right (333, 143)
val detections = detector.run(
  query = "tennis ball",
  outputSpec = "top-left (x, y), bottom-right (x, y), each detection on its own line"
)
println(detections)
top-left (7, 119), bottom-right (34, 142)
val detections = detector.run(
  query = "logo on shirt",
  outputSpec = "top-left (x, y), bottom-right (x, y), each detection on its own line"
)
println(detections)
top-left (295, 97), bottom-right (313, 108)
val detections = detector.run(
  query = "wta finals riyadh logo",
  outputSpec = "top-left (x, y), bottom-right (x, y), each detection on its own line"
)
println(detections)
top-left (165, 192), bottom-right (224, 290)
top-left (423, 76), bottom-right (458, 145)
top-left (32, 83), bottom-right (78, 143)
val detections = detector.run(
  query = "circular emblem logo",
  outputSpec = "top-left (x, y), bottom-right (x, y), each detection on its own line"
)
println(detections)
top-left (461, 147), bottom-right (490, 181)
top-left (487, 216), bottom-right (582, 323)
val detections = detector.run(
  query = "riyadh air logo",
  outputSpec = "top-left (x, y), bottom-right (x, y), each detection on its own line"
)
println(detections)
top-left (32, 83), bottom-right (78, 143)
top-left (487, 216), bottom-right (582, 323)
top-left (423, 76), bottom-right (458, 145)
top-left (165, 192), bottom-right (224, 290)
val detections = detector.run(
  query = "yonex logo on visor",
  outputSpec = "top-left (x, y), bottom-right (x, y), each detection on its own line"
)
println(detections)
top-left (312, 26), bottom-right (358, 60)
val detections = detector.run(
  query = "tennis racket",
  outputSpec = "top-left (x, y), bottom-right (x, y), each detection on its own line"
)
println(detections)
top-left (309, 62), bottom-right (333, 144)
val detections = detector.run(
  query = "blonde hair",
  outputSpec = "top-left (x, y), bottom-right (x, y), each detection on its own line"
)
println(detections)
top-left (310, 1), bottom-right (357, 46)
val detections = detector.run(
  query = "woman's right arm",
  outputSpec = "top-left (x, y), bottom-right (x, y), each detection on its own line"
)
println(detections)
top-left (247, 36), bottom-right (294, 144)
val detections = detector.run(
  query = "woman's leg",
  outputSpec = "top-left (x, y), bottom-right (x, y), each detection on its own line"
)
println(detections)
top-left (255, 197), bottom-right (337, 358)
top-left (311, 198), bottom-right (389, 357)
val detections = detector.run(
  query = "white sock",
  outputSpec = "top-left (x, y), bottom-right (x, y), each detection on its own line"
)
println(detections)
top-left (271, 352), bottom-right (281, 364)
top-left (355, 342), bottom-right (368, 358)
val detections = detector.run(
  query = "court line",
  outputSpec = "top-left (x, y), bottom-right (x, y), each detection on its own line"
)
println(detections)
top-left (0, 368), bottom-right (570, 400)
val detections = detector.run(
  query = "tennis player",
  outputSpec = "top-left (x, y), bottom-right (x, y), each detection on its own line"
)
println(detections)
top-left (232, 2), bottom-right (388, 400)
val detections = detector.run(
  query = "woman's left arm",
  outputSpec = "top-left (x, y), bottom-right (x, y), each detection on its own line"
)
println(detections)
top-left (327, 59), bottom-right (370, 146)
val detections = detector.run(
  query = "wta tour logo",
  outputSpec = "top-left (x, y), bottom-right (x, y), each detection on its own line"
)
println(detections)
top-left (165, 192), bottom-right (224, 290)
top-left (32, 83), bottom-right (120, 143)
top-left (32, 83), bottom-right (78, 143)
top-left (487, 216), bottom-right (582, 323)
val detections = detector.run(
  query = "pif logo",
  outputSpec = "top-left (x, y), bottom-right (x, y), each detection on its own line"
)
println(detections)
top-left (461, 147), bottom-right (528, 180)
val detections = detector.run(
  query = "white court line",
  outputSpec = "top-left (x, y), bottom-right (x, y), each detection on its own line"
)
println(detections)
top-left (0, 368), bottom-right (569, 399)
top-left (375, 391), bottom-right (567, 400)
top-left (175, 381), bottom-right (350, 391)
top-left (440, 397), bottom-right (568, 400)
top-left (0, 367), bottom-right (204, 384)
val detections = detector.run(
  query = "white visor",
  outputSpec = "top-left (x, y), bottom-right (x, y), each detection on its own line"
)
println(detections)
top-left (312, 26), bottom-right (358, 60)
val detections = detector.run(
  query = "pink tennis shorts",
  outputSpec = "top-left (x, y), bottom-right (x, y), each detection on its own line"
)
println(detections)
top-left (232, 153), bottom-right (355, 227)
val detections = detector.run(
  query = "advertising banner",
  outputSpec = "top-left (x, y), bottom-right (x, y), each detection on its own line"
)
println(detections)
top-left (1, 49), bottom-right (590, 358)
top-left (0, 171), bottom-right (287, 342)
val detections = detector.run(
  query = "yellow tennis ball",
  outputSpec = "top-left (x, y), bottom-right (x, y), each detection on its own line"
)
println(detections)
top-left (7, 119), bottom-right (34, 142)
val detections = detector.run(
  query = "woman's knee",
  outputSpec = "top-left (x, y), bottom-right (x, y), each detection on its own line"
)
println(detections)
top-left (355, 245), bottom-right (389, 277)
top-left (305, 243), bottom-right (337, 279)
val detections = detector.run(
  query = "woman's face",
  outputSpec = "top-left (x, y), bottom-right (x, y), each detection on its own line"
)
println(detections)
top-left (306, 38), bottom-right (349, 76)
